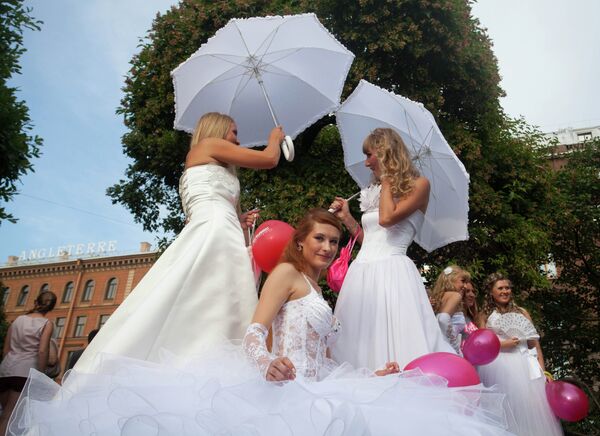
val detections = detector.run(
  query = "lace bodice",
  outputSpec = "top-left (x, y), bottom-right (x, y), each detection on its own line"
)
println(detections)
top-left (356, 184), bottom-right (424, 261)
top-left (178, 164), bottom-right (239, 221)
top-left (243, 277), bottom-right (341, 381)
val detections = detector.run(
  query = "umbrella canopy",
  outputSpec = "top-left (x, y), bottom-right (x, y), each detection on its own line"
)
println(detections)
top-left (171, 13), bottom-right (354, 148)
top-left (336, 80), bottom-right (470, 252)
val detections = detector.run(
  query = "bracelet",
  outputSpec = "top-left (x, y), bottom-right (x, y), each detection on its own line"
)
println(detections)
top-left (348, 221), bottom-right (361, 236)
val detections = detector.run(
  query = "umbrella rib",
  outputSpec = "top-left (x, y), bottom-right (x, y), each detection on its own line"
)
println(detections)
top-left (264, 63), bottom-right (335, 103)
top-left (232, 21), bottom-right (253, 58)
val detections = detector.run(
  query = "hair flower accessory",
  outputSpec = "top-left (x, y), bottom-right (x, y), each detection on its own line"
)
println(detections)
top-left (443, 266), bottom-right (453, 276)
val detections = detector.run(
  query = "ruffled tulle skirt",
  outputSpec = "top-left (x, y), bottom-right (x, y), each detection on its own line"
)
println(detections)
top-left (9, 344), bottom-right (516, 436)
top-left (478, 349), bottom-right (563, 436)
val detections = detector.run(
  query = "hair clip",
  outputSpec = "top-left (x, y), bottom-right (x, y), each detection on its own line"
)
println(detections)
top-left (443, 266), bottom-right (453, 276)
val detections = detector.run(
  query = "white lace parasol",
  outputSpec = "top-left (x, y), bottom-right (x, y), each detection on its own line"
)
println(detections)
top-left (495, 312), bottom-right (539, 341)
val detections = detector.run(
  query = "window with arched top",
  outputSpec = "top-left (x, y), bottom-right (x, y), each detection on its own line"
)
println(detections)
top-left (40, 283), bottom-right (50, 294)
top-left (1, 287), bottom-right (9, 306)
top-left (104, 278), bottom-right (117, 300)
top-left (17, 285), bottom-right (30, 306)
top-left (81, 280), bottom-right (94, 302)
top-left (62, 281), bottom-right (74, 303)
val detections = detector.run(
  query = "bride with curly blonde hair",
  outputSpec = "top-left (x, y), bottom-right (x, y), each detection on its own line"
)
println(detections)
top-left (329, 127), bottom-right (454, 370)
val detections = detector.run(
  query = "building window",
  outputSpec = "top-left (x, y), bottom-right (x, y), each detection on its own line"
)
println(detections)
top-left (55, 317), bottom-right (66, 338)
top-left (1, 287), bottom-right (9, 306)
top-left (104, 278), bottom-right (118, 300)
top-left (81, 280), bottom-right (94, 302)
top-left (577, 132), bottom-right (592, 142)
top-left (98, 314), bottom-right (110, 329)
top-left (74, 316), bottom-right (87, 337)
top-left (39, 283), bottom-right (50, 294)
top-left (16, 285), bottom-right (30, 306)
top-left (62, 282), bottom-right (74, 303)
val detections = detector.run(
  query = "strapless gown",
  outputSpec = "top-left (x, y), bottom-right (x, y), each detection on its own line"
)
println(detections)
top-left (9, 276), bottom-right (515, 435)
top-left (74, 164), bottom-right (258, 372)
top-left (332, 184), bottom-right (454, 370)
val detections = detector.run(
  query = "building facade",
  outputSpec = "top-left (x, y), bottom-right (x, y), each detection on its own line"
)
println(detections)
top-left (0, 243), bottom-right (156, 376)
top-left (543, 125), bottom-right (600, 170)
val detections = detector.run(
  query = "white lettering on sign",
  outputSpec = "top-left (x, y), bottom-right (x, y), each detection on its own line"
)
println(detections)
top-left (18, 241), bottom-right (119, 261)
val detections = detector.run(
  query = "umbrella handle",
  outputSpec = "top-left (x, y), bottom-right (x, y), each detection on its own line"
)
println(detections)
top-left (282, 135), bottom-right (294, 161)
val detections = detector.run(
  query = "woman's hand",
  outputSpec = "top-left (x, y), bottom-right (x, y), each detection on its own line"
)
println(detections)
top-left (375, 361), bottom-right (400, 376)
top-left (269, 126), bottom-right (285, 146)
top-left (266, 356), bottom-right (296, 382)
top-left (500, 337), bottom-right (520, 349)
top-left (240, 209), bottom-right (260, 230)
top-left (329, 197), bottom-right (351, 221)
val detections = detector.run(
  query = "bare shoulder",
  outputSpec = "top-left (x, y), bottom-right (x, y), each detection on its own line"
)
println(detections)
top-left (414, 176), bottom-right (430, 192)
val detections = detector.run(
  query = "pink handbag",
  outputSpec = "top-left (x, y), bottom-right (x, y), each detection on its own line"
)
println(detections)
top-left (327, 232), bottom-right (359, 293)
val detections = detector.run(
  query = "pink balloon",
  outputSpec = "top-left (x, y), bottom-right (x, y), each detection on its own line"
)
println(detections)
top-left (546, 380), bottom-right (589, 422)
top-left (404, 352), bottom-right (480, 387)
top-left (252, 220), bottom-right (294, 273)
top-left (462, 329), bottom-right (501, 366)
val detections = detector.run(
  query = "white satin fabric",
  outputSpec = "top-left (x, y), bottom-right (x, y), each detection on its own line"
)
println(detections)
top-left (74, 164), bottom-right (258, 372)
top-left (332, 184), bottom-right (454, 370)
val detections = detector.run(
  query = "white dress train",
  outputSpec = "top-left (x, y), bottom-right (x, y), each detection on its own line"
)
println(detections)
top-left (9, 276), bottom-right (515, 435)
top-left (74, 164), bottom-right (258, 372)
top-left (332, 184), bottom-right (454, 370)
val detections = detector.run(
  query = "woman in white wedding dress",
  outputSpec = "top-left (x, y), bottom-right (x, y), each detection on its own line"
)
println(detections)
top-left (430, 265), bottom-right (471, 354)
top-left (477, 273), bottom-right (563, 436)
top-left (73, 112), bottom-right (283, 372)
top-left (329, 128), bottom-right (453, 370)
top-left (8, 209), bottom-right (515, 435)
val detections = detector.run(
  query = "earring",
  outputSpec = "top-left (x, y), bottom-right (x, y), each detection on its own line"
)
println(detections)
top-left (297, 244), bottom-right (303, 252)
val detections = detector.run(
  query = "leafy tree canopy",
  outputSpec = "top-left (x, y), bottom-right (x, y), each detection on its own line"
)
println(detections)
top-left (0, 0), bottom-right (43, 223)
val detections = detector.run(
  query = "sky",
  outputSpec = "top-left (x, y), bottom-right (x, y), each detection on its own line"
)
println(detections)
top-left (1, 0), bottom-right (599, 264)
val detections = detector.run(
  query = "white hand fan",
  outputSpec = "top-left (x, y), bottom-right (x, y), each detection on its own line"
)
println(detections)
top-left (495, 312), bottom-right (539, 341)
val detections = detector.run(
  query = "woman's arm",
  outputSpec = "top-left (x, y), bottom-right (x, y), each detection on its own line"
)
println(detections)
top-left (188, 127), bottom-right (283, 169)
top-left (330, 197), bottom-right (364, 244)
top-left (2, 324), bottom-right (12, 358)
top-left (438, 292), bottom-right (463, 316)
top-left (37, 321), bottom-right (54, 371)
top-left (244, 263), bottom-right (299, 381)
top-left (379, 177), bottom-right (430, 227)
top-left (521, 309), bottom-right (546, 371)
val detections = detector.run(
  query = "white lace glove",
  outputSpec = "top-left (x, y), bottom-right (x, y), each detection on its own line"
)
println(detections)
top-left (242, 323), bottom-right (274, 378)
top-left (437, 313), bottom-right (461, 354)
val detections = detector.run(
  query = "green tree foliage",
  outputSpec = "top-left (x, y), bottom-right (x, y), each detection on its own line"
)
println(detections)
top-left (531, 141), bottom-right (599, 435)
top-left (0, 0), bottom-right (42, 223)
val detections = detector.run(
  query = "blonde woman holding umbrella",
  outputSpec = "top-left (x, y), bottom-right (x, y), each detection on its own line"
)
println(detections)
top-left (71, 112), bottom-right (284, 373)
top-left (329, 128), bottom-right (454, 371)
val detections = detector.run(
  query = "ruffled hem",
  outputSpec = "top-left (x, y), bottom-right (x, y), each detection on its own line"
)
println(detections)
top-left (8, 344), bottom-right (516, 436)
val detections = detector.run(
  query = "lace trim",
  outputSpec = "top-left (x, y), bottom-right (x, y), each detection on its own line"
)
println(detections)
top-left (242, 323), bottom-right (273, 378)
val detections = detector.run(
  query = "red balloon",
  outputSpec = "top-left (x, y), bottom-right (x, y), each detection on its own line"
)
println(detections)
top-left (462, 329), bottom-right (501, 366)
top-left (546, 380), bottom-right (589, 422)
top-left (251, 220), bottom-right (295, 273)
top-left (404, 352), bottom-right (480, 387)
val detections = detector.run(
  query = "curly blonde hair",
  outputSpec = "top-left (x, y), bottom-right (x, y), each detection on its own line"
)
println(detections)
top-left (363, 128), bottom-right (420, 198)
top-left (481, 272), bottom-right (524, 316)
top-left (430, 265), bottom-right (470, 313)
top-left (190, 112), bottom-right (234, 148)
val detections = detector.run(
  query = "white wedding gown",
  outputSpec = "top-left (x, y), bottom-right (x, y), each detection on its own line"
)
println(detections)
top-left (478, 311), bottom-right (563, 436)
top-left (74, 164), bottom-right (258, 372)
top-left (9, 276), bottom-right (515, 435)
top-left (332, 184), bottom-right (454, 370)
